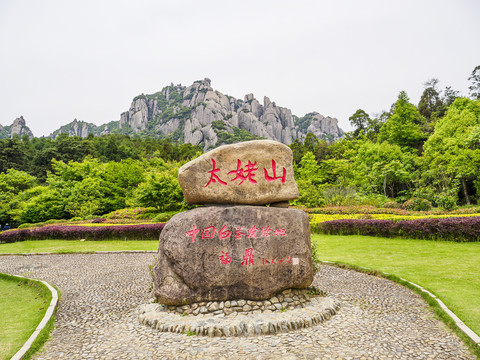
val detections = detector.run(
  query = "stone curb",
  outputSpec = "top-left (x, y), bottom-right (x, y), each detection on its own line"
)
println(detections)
top-left (8, 275), bottom-right (59, 360)
top-left (0, 250), bottom-right (157, 256)
top-left (139, 296), bottom-right (341, 337)
top-left (321, 261), bottom-right (480, 346)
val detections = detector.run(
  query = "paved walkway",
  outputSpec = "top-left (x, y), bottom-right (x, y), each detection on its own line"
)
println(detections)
top-left (0, 253), bottom-right (475, 359)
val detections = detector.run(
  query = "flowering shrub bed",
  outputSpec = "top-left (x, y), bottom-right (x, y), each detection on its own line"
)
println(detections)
top-left (309, 213), bottom-right (480, 229)
top-left (0, 223), bottom-right (166, 243)
top-left (316, 217), bottom-right (480, 242)
top-left (302, 205), bottom-right (446, 216)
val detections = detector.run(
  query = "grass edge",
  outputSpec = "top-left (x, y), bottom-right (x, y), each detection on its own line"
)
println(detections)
top-left (319, 261), bottom-right (480, 359)
top-left (0, 272), bottom-right (60, 360)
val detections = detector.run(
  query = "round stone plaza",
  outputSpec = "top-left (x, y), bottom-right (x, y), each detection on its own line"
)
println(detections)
top-left (0, 252), bottom-right (475, 359)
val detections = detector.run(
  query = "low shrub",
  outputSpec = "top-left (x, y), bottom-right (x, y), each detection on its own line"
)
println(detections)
top-left (402, 198), bottom-right (432, 212)
top-left (152, 211), bottom-right (179, 223)
top-left (383, 201), bottom-right (402, 209)
top-left (0, 223), bottom-right (166, 243)
top-left (317, 217), bottom-right (480, 242)
top-left (104, 208), bottom-right (159, 221)
top-left (91, 218), bottom-right (107, 223)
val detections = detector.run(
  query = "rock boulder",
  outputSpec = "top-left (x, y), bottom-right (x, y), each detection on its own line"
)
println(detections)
top-left (153, 205), bottom-right (313, 305)
top-left (178, 140), bottom-right (299, 205)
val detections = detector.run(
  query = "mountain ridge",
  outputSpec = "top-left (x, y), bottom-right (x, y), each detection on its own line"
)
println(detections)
top-left (2, 79), bottom-right (344, 148)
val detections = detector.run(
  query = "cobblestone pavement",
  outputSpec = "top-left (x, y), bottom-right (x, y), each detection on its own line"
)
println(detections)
top-left (0, 253), bottom-right (475, 359)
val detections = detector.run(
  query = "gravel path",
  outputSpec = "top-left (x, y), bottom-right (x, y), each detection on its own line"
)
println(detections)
top-left (0, 253), bottom-right (475, 359)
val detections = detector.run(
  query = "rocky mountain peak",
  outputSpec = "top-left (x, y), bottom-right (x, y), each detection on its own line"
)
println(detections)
top-left (0, 116), bottom-right (34, 139)
top-left (108, 78), bottom-right (344, 149)
top-left (38, 78), bottom-right (344, 147)
top-left (50, 118), bottom-right (97, 139)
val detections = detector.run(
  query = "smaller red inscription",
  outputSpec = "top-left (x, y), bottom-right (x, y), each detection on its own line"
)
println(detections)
top-left (219, 225), bottom-right (231, 239)
top-left (185, 225), bottom-right (200, 242)
top-left (241, 248), bottom-right (254, 265)
top-left (219, 251), bottom-right (232, 265)
top-left (261, 226), bottom-right (272, 237)
top-left (202, 226), bottom-right (216, 239)
top-left (247, 225), bottom-right (259, 238)
top-left (234, 227), bottom-right (246, 240)
top-left (274, 228), bottom-right (287, 236)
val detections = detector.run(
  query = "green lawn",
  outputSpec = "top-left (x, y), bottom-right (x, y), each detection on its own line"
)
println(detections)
top-left (312, 234), bottom-right (480, 337)
top-left (0, 274), bottom-right (52, 360)
top-left (0, 240), bottom-right (159, 254)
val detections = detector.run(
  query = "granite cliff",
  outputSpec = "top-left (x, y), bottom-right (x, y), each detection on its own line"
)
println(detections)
top-left (0, 116), bottom-right (34, 139)
top-left (109, 78), bottom-right (343, 149)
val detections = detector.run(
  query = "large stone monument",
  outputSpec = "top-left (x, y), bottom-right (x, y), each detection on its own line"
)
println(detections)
top-left (153, 140), bottom-right (313, 305)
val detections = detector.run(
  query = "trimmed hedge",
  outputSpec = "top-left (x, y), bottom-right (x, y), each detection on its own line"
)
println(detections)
top-left (316, 217), bottom-right (480, 242)
top-left (0, 223), bottom-right (166, 243)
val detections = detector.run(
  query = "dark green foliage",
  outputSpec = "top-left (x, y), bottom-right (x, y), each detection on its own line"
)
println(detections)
top-left (211, 120), bottom-right (227, 131)
top-left (349, 109), bottom-right (371, 137)
top-left (215, 127), bottom-right (262, 146)
top-left (294, 113), bottom-right (317, 132)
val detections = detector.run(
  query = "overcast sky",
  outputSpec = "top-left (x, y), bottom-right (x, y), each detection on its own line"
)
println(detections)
top-left (1, 0), bottom-right (479, 137)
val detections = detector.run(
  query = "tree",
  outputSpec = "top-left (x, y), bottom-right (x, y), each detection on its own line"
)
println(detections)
top-left (418, 79), bottom-right (443, 122)
top-left (352, 141), bottom-right (416, 198)
top-left (292, 152), bottom-right (325, 207)
top-left (349, 109), bottom-right (371, 137)
top-left (134, 172), bottom-right (183, 211)
top-left (378, 91), bottom-right (427, 150)
top-left (12, 187), bottom-right (68, 224)
top-left (468, 65), bottom-right (480, 99)
top-left (443, 86), bottom-right (460, 107)
top-left (423, 97), bottom-right (480, 205)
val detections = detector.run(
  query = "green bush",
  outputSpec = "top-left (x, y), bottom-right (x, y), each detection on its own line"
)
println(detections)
top-left (292, 180), bottom-right (325, 208)
top-left (402, 198), bottom-right (432, 211)
top-left (383, 201), bottom-right (402, 209)
top-left (152, 211), bottom-right (179, 223)
top-left (434, 192), bottom-right (458, 211)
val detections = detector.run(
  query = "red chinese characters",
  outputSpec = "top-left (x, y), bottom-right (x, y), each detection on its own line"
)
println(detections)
top-left (204, 158), bottom-right (287, 187)
top-left (228, 159), bottom-right (258, 185)
top-left (202, 226), bottom-right (215, 239)
top-left (219, 251), bottom-right (232, 265)
top-left (185, 225), bottom-right (200, 242)
top-left (264, 159), bottom-right (286, 183)
top-left (261, 226), bottom-right (272, 237)
top-left (187, 224), bottom-right (287, 242)
top-left (234, 227), bottom-right (246, 240)
top-left (219, 225), bottom-right (231, 239)
top-left (205, 159), bottom-right (227, 188)
top-left (241, 248), bottom-right (254, 265)
top-left (247, 225), bottom-right (259, 238)
top-left (261, 256), bottom-right (293, 266)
